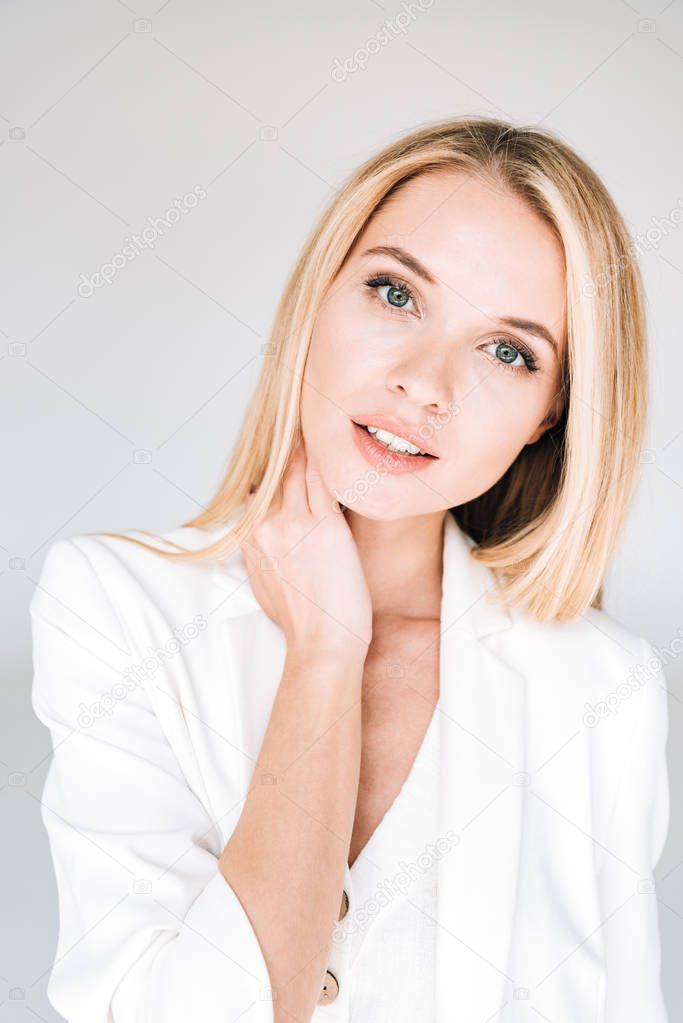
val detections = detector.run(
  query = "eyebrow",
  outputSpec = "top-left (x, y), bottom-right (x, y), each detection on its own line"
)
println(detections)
top-left (361, 244), bottom-right (560, 355)
top-left (362, 245), bottom-right (438, 285)
top-left (495, 316), bottom-right (559, 355)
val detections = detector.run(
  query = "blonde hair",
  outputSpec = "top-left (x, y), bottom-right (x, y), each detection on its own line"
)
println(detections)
top-left (95, 115), bottom-right (649, 623)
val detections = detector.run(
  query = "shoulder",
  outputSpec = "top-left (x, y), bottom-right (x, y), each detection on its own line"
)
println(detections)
top-left (503, 599), bottom-right (658, 688)
top-left (500, 600), bottom-right (669, 781)
top-left (29, 521), bottom-right (234, 636)
top-left (496, 598), bottom-right (667, 742)
top-left (29, 522), bottom-right (241, 731)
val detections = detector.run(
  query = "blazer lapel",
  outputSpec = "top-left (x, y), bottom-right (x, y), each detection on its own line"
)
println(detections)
top-left (211, 510), bottom-right (526, 1021)
top-left (210, 535), bottom-right (286, 801)
top-left (435, 512), bottom-right (526, 1022)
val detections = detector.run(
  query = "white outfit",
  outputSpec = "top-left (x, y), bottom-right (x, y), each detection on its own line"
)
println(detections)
top-left (327, 698), bottom-right (441, 1021)
top-left (29, 508), bottom-right (670, 1022)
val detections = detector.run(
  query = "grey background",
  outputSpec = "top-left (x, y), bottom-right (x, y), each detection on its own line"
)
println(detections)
top-left (3, 0), bottom-right (682, 1018)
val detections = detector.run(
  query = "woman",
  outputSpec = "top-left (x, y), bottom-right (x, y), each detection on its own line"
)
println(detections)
top-left (30, 117), bottom-right (670, 1022)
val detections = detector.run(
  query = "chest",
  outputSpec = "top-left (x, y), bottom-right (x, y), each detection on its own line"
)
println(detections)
top-left (348, 618), bottom-right (440, 867)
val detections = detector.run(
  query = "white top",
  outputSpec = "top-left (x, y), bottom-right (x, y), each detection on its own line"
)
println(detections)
top-left (316, 698), bottom-right (441, 1020)
top-left (28, 515), bottom-right (670, 1023)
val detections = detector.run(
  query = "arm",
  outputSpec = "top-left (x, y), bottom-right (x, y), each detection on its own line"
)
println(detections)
top-left (598, 636), bottom-right (670, 1022)
top-left (30, 537), bottom-right (363, 1023)
top-left (218, 641), bottom-right (363, 1022)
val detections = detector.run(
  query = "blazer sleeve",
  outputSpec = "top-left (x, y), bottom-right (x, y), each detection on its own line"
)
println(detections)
top-left (599, 636), bottom-right (670, 1022)
top-left (30, 538), bottom-right (274, 1023)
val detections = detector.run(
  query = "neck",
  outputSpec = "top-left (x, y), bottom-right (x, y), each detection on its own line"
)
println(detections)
top-left (344, 507), bottom-right (446, 621)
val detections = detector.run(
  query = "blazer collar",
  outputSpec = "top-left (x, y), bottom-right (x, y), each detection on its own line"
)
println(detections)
top-left (211, 508), bottom-right (514, 641)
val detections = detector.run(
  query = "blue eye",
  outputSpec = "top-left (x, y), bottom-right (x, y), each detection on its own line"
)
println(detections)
top-left (364, 274), bottom-right (417, 314)
top-left (484, 337), bottom-right (539, 374)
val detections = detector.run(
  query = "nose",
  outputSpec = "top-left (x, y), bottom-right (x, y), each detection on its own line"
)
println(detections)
top-left (385, 346), bottom-right (453, 412)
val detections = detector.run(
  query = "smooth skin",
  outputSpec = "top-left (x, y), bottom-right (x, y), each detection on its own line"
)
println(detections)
top-left (219, 169), bottom-right (567, 1022)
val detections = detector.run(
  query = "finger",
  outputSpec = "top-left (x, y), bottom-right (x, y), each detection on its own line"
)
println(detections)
top-left (280, 439), bottom-right (310, 518)
top-left (302, 445), bottom-right (335, 519)
top-left (263, 454), bottom-right (292, 520)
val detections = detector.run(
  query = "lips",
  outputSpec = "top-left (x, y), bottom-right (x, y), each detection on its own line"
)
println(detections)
top-left (351, 414), bottom-right (439, 458)
top-left (351, 420), bottom-right (435, 475)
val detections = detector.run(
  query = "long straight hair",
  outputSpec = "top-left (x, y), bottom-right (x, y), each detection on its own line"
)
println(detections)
top-left (96, 116), bottom-right (649, 623)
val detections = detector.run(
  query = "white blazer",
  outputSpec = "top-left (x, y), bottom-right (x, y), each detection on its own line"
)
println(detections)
top-left (30, 508), bottom-right (670, 1023)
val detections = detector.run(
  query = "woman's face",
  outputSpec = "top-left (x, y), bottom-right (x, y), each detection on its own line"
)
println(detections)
top-left (299, 170), bottom-right (566, 519)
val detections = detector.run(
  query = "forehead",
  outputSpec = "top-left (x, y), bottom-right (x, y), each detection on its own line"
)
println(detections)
top-left (357, 170), bottom-right (567, 343)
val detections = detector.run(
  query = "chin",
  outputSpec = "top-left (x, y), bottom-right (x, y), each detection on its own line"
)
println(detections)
top-left (332, 484), bottom-right (428, 521)
top-left (345, 505), bottom-right (411, 522)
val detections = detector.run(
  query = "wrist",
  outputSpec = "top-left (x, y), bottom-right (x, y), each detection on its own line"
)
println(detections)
top-left (285, 635), bottom-right (369, 670)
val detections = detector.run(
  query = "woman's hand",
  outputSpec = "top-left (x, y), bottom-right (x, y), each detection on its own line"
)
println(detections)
top-left (240, 438), bottom-right (373, 658)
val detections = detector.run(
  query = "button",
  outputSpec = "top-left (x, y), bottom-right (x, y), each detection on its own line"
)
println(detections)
top-left (338, 889), bottom-right (349, 921)
top-left (317, 969), bottom-right (339, 1005)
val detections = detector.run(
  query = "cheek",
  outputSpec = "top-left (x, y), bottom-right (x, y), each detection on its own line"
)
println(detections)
top-left (300, 312), bottom-right (355, 441)
top-left (481, 365), bottom-right (556, 423)
top-left (446, 379), bottom-right (552, 466)
top-left (305, 302), bottom-right (372, 394)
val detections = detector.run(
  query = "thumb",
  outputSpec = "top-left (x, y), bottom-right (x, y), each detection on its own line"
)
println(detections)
top-left (304, 462), bottom-right (334, 517)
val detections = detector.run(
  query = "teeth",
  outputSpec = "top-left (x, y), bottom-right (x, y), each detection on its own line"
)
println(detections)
top-left (365, 425), bottom-right (428, 456)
